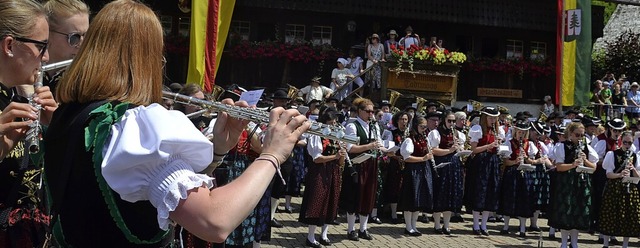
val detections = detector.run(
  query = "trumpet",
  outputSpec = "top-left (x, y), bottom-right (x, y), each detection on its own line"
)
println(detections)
top-left (163, 91), bottom-right (360, 144)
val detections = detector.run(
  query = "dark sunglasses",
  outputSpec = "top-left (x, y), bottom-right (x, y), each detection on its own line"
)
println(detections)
top-left (573, 133), bottom-right (584, 138)
top-left (14, 37), bottom-right (48, 57)
top-left (360, 109), bottom-right (374, 114)
top-left (418, 124), bottom-right (428, 129)
top-left (623, 141), bottom-right (633, 145)
top-left (446, 119), bottom-right (456, 123)
top-left (51, 30), bottom-right (84, 47)
top-left (612, 129), bottom-right (623, 133)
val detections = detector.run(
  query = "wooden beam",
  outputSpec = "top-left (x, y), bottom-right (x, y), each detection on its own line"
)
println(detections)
top-left (599, 0), bottom-right (640, 6)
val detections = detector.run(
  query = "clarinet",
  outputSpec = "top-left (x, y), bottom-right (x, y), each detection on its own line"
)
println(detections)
top-left (339, 140), bottom-right (357, 177)
top-left (519, 139), bottom-right (526, 177)
top-left (576, 139), bottom-right (586, 180)
top-left (615, 149), bottom-right (634, 194)
top-left (424, 131), bottom-right (440, 178)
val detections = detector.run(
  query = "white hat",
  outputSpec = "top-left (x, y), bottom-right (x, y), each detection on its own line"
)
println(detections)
top-left (337, 58), bottom-right (348, 65)
top-left (632, 82), bottom-right (639, 87)
top-left (389, 30), bottom-right (397, 36)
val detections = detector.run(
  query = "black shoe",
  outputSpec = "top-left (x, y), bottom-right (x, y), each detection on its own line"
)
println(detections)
top-left (488, 216), bottom-right (497, 222)
top-left (270, 219), bottom-right (283, 228)
top-left (369, 216), bottom-right (382, 224)
top-left (519, 232), bottom-right (526, 238)
top-left (602, 246), bottom-right (609, 248)
top-left (473, 229), bottom-right (481, 235)
top-left (434, 228), bottom-right (443, 234)
top-left (358, 230), bottom-right (373, 240)
top-left (418, 215), bottom-right (429, 223)
top-left (442, 228), bottom-right (451, 235)
top-left (347, 231), bottom-right (359, 241)
top-left (319, 238), bottom-right (331, 246)
top-left (549, 233), bottom-right (556, 240)
top-left (528, 226), bottom-right (541, 232)
top-left (450, 215), bottom-right (464, 223)
top-left (305, 239), bottom-right (321, 248)
top-left (597, 238), bottom-right (604, 244)
top-left (480, 229), bottom-right (490, 236)
top-left (500, 229), bottom-right (509, 235)
top-left (609, 237), bottom-right (620, 245)
top-left (496, 216), bottom-right (504, 222)
top-left (330, 219), bottom-right (340, 225)
top-left (404, 229), bottom-right (422, 236)
top-left (391, 218), bottom-right (401, 224)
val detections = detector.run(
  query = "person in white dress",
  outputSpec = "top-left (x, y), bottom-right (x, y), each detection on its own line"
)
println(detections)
top-left (330, 58), bottom-right (354, 101)
top-left (42, 1), bottom-right (310, 246)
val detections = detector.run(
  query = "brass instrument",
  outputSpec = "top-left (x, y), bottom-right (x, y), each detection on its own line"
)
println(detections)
top-left (286, 84), bottom-right (300, 100)
top-left (388, 89), bottom-right (403, 114)
top-left (537, 112), bottom-right (548, 123)
top-left (163, 91), bottom-right (360, 144)
top-left (497, 105), bottom-right (509, 115)
top-left (210, 85), bottom-right (225, 102)
top-left (469, 99), bottom-right (484, 111)
top-left (436, 101), bottom-right (447, 110)
top-left (415, 96), bottom-right (427, 116)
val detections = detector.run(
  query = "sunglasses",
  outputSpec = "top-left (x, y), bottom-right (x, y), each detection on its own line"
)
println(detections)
top-left (14, 36), bottom-right (48, 57)
top-left (51, 30), bottom-right (84, 47)
top-left (418, 124), bottom-right (428, 129)
top-left (360, 109), bottom-right (374, 114)
top-left (623, 141), bottom-right (633, 145)
top-left (612, 129), bottom-right (623, 133)
top-left (446, 119), bottom-right (456, 123)
top-left (573, 133), bottom-right (584, 138)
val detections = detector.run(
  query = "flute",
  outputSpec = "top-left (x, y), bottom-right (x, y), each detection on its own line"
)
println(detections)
top-left (164, 91), bottom-right (359, 145)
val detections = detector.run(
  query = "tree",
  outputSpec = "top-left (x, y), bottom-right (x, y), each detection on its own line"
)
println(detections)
top-left (592, 29), bottom-right (640, 82)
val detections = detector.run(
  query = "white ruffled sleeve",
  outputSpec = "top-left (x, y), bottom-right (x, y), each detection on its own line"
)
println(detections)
top-left (427, 130), bottom-right (440, 149)
top-left (603, 151), bottom-right (615, 173)
top-left (469, 125), bottom-right (483, 143)
top-left (400, 138), bottom-right (414, 160)
top-left (307, 135), bottom-right (324, 161)
top-left (101, 104), bottom-right (214, 230)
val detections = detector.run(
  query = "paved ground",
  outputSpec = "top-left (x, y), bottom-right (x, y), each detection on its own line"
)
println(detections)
top-left (261, 196), bottom-right (637, 248)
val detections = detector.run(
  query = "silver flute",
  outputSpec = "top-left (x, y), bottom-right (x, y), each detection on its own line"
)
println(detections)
top-left (163, 91), bottom-right (360, 144)
top-left (24, 59), bottom-right (74, 154)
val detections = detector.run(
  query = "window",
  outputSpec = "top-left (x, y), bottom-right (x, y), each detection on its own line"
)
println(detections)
top-left (160, 15), bottom-right (173, 35)
top-left (506, 39), bottom-right (523, 59)
top-left (231, 21), bottom-right (251, 41)
top-left (178, 17), bottom-right (190, 37)
top-left (312, 26), bottom-right (332, 45)
top-left (285, 24), bottom-right (305, 43)
top-left (530, 41), bottom-right (547, 60)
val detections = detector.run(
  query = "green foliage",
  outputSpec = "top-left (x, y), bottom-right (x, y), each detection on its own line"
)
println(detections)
top-left (591, 30), bottom-right (640, 82)
top-left (592, 0), bottom-right (617, 25)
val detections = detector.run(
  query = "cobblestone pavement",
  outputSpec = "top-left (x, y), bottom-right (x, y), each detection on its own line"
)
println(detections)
top-left (261, 197), bottom-right (637, 248)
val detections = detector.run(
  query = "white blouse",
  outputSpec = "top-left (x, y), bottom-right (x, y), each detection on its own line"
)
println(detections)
top-left (468, 124), bottom-right (506, 143)
top-left (307, 135), bottom-right (325, 161)
top-left (426, 129), bottom-right (466, 150)
top-left (603, 150), bottom-right (640, 173)
top-left (101, 103), bottom-right (214, 230)
top-left (400, 137), bottom-right (418, 160)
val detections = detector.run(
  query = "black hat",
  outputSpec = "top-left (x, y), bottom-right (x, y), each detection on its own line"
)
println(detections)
top-left (565, 109), bottom-right (579, 115)
top-left (522, 111), bottom-right (533, 118)
top-left (272, 89), bottom-right (290, 100)
top-left (405, 103), bottom-right (417, 111)
top-left (542, 123), bottom-right (551, 133)
top-left (451, 106), bottom-right (463, 112)
top-left (380, 100), bottom-right (391, 107)
top-left (607, 118), bottom-right (627, 130)
top-left (326, 96), bottom-right (339, 103)
top-left (468, 110), bottom-right (481, 122)
top-left (553, 111), bottom-right (565, 119)
top-left (221, 84), bottom-right (247, 101)
top-left (556, 124), bottom-right (567, 134)
top-left (426, 102), bottom-right (438, 108)
top-left (169, 83), bottom-right (183, 93)
top-left (582, 118), bottom-right (597, 127)
top-left (513, 120), bottom-right (531, 131)
top-left (480, 106), bottom-right (500, 117)
top-left (530, 121), bottom-right (545, 134)
top-left (426, 110), bottom-right (443, 119)
top-left (588, 115), bottom-right (602, 124)
top-left (547, 112), bottom-right (557, 120)
top-left (307, 99), bottom-right (321, 106)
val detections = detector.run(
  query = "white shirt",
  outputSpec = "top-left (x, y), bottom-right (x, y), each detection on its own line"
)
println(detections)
top-left (505, 140), bottom-right (538, 158)
top-left (299, 85), bottom-right (333, 103)
top-left (468, 124), bottom-right (506, 143)
top-left (345, 117), bottom-right (383, 152)
top-left (553, 142), bottom-right (599, 164)
top-left (101, 104), bottom-right (214, 230)
top-left (426, 128), bottom-right (466, 150)
top-left (307, 135), bottom-right (326, 161)
top-left (603, 150), bottom-right (640, 173)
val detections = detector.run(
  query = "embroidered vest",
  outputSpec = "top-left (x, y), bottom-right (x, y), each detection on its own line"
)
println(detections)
top-left (563, 141), bottom-right (590, 164)
top-left (437, 126), bottom-right (454, 149)
top-left (613, 149), bottom-right (637, 173)
top-left (478, 127), bottom-right (497, 153)
top-left (410, 135), bottom-right (429, 157)
top-left (509, 139), bottom-right (529, 160)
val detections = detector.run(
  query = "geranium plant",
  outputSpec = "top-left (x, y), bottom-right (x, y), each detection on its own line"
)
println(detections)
top-left (388, 44), bottom-right (467, 75)
top-left (229, 40), bottom-right (344, 63)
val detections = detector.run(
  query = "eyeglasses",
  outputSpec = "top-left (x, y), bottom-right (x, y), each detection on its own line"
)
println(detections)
top-left (360, 109), bottom-right (374, 114)
top-left (14, 37), bottom-right (48, 57)
top-left (428, 118), bottom-right (440, 122)
top-left (573, 133), bottom-right (584, 138)
top-left (612, 129), bottom-right (623, 133)
top-left (446, 119), bottom-right (456, 124)
top-left (623, 141), bottom-right (633, 145)
top-left (51, 30), bottom-right (84, 47)
top-left (418, 124), bottom-right (428, 129)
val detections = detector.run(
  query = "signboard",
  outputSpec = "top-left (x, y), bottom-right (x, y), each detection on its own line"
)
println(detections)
top-left (386, 71), bottom-right (455, 93)
top-left (477, 88), bottom-right (522, 98)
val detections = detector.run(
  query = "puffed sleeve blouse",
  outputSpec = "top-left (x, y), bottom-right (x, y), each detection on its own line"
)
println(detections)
top-left (100, 104), bottom-right (214, 230)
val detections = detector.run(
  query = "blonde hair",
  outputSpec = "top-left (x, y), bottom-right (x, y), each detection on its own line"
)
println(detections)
top-left (43, 0), bottom-right (89, 27)
top-left (56, 0), bottom-right (163, 105)
top-left (352, 97), bottom-right (373, 110)
top-left (0, 0), bottom-right (47, 39)
top-left (565, 122), bottom-right (585, 137)
top-left (479, 113), bottom-right (500, 135)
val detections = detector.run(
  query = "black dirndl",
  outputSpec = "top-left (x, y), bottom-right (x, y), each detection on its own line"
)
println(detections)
top-left (432, 153), bottom-right (464, 212)
top-left (530, 163), bottom-right (550, 212)
top-left (598, 179), bottom-right (640, 237)
top-left (397, 161), bottom-right (434, 212)
top-left (465, 152), bottom-right (501, 212)
top-left (498, 166), bottom-right (534, 218)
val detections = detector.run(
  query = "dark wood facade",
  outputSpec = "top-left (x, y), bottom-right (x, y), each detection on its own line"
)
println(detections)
top-left (86, 0), bottom-right (604, 104)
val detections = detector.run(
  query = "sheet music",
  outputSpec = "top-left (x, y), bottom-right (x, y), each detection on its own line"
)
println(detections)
top-left (351, 153), bottom-right (374, 164)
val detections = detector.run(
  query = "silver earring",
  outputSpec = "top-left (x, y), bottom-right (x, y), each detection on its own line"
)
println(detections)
top-left (7, 52), bottom-right (13, 57)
